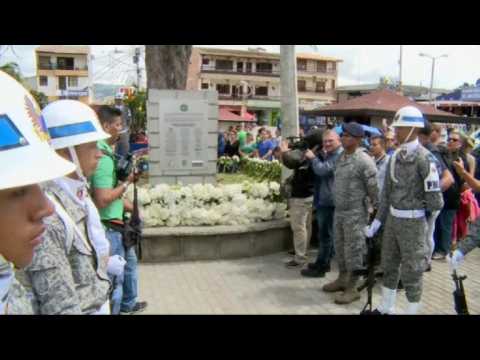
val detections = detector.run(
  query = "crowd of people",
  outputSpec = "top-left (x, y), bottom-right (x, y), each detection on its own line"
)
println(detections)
top-left (279, 107), bottom-right (480, 314)
top-left (0, 71), bottom-right (147, 314)
top-left (2, 65), bottom-right (480, 315)
top-left (218, 124), bottom-right (283, 161)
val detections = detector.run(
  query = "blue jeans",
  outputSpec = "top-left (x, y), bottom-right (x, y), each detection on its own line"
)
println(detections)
top-left (314, 206), bottom-right (335, 268)
top-left (434, 208), bottom-right (456, 255)
top-left (106, 228), bottom-right (138, 314)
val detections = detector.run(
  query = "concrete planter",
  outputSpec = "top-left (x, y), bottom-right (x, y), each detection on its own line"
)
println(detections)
top-left (141, 219), bottom-right (292, 263)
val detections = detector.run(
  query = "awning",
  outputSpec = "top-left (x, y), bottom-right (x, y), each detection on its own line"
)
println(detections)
top-left (219, 108), bottom-right (256, 122)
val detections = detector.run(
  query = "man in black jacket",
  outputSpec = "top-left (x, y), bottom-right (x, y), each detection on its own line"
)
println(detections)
top-left (279, 133), bottom-right (319, 269)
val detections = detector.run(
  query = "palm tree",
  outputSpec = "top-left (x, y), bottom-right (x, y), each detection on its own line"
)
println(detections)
top-left (0, 62), bottom-right (22, 82)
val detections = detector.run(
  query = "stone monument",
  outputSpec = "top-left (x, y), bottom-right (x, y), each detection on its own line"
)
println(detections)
top-left (147, 89), bottom-right (218, 185)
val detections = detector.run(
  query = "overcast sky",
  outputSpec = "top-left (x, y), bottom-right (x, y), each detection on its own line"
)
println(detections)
top-left (1, 45), bottom-right (479, 90)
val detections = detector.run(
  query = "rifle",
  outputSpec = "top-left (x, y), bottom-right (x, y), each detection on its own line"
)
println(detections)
top-left (452, 268), bottom-right (469, 315)
top-left (356, 211), bottom-right (378, 315)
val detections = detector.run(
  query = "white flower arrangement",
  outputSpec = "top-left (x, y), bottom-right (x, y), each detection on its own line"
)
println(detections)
top-left (125, 180), bottom-right (286, 227)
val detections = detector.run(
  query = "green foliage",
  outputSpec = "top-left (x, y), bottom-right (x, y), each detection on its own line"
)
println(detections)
top-left (241, 158), bottom-right (282, 183)
top-left (123, 89), bottom-right (147, 133)
top-left (0, 62), bottom-right (22, 82)
top-left (30, 90), bottom-right (48, 109)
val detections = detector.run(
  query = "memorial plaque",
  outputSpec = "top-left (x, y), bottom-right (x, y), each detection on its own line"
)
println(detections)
top-left (147, 90), bottom-right (218, 185)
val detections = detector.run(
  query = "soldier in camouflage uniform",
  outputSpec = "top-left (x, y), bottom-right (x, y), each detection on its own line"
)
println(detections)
top-left (0, 71), bottom-right (76, 315)
top-left (322, 122), bottom-right (379, 305)
top-left (366, 106), bottom-right (444, 315)
top-left (16, 100), bottom-right (124, 315)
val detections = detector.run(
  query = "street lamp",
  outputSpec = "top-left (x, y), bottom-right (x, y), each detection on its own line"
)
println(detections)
top-left (419, 52), bottom-right (448, 102)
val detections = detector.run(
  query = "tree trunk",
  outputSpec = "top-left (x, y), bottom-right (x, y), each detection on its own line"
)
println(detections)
top-left (145, 45), bottom-right (192, 90)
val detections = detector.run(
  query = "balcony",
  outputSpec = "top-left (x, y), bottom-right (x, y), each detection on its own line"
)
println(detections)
top-left (38, 64), bottom-right (88, 71)
top-left (297, 68), bottom-right (337, 76)
top-left (201, 65), bottom-right (280, 77)
top-left (218, 93), bottom-right (281, 101)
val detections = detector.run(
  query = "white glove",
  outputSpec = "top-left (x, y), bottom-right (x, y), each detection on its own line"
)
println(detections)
top-left (364, 219), bottom-right (382, 238)
top-left (107, 255), bottom-right (126, 276)
top-left (446, 250), bottom-right (464, 271)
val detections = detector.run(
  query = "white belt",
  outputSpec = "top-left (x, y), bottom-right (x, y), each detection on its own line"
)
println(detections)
top-left (390, 206), bottom-right (425, 219)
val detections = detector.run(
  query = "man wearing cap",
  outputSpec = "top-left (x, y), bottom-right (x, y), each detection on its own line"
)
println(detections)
top-left (366, 106), bottom-right (444, 315)
top-left (322, 122), bottom-right (379, 305)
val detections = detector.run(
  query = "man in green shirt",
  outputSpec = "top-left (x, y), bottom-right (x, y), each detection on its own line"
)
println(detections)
top-left (237, 123), bottom-right (247, 147)
top-left (90, 105), bottom-right (147, 315)
top-left (239, 133), bottom-right (258, 158)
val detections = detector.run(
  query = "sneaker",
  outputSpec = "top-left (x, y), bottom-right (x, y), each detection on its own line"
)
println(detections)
top-left (300, 268), bottom-right (326, 278)
top-left (285, 260), bottom-right (303, 268)
top-left (120, 301), bottom-right (148, 315)
top-left (424, 264), bottom-right (432, 272)
top-left (308, 263), bottom-right (331, 272)
top-left (432, 252), bottom-right (446, 261)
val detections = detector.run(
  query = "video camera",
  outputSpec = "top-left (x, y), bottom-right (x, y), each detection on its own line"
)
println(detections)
top-left (116, 152), bottom-right (149, 182)
top-left (287, 128), bottom-right (324, 152)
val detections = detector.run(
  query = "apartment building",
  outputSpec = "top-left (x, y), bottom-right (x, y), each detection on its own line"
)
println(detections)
top-left (187, 47), bottom-right (342, 125)
top-left (34, 45), bottom-right (92, 104)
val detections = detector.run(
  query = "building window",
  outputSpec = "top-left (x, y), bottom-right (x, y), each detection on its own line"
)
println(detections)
top-left (39, 76), bottom-right (48, 86)
top-left (331, 79), bottom-right (336, 89)
top-left (297, 60), bottom-right (307, 72)
top-left (317, 61), bottom-right (327, 73)
top-left (237, 62), bottom-right (244, 72)
top-left (57, 57), bottom-right (74, 70)
top-left (216, 84), bottom-right (230, 95)
top-left (39, 56), bottom-right (51, 70)
top-left (201, 83), bottom-right (209, 89)
top-left (68, 76), bottom-right (78, 88)
top-left (327, 62), bottom-right (336, 73)
top-left (316, 82), bottom-right (326, 93)
top-left (202, 57), bottom-right (210, 65)
top-left (58, 76), bottom-right (67, 90)
top-left (246, 62), bottom-right (252, 73)
top-left (215, 60), bottom-right (233, 71)
top-left (298, 80), bottom-right (306, 92)
top-left (256, 63), bottom-right (273, 74)
top-left (255, 86), bottom-right (268, 96)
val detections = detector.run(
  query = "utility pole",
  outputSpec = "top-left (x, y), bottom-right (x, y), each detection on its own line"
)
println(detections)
top-left (398, 45), bottom-right (403, 94)
top-left (280, 45), bottom-right (299, 180)
top-left (419, 52), bottom-right (448, 103)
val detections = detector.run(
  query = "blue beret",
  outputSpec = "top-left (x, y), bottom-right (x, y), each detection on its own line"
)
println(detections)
top-left (342, 122), bottom-right (365, 138)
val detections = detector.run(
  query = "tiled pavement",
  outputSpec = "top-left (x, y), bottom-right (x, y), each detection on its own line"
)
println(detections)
top-left (138, 248), bottom-right (480, 315)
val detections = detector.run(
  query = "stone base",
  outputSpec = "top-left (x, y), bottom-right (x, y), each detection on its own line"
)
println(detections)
top-left (141, 220), bottom-right (292, 263)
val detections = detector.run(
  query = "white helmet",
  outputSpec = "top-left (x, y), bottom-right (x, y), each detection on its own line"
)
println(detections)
top-left (41, 99), bottom-right (110, 150)
top-left (392, 106), bottom-right (425, 128)
top-left (0, 71), bottom-right (76, 190)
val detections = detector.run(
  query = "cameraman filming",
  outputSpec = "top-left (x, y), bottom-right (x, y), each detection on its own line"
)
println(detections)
top-left (301, 129), bottom-right (343, 278)
top-left (90, 105), bottom-right (147, 315)
top-left (279, 129), bottom-right (322, 269)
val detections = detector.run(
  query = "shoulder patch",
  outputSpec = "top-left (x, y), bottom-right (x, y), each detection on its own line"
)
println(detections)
top-left (424, 161), bottom-right (441, 192)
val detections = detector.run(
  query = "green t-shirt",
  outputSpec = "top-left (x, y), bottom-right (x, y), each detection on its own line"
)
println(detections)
top-left (90, 140), bottom-right (124, 221)
top-left (240, 143), bottom-right (257, 155)
top-left (237, 131), bottom-right (247, 147)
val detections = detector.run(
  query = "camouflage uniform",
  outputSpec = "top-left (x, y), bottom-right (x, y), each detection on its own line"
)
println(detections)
top-left (16, 181), bottom-right (111, 314)
top-left (377, 144), bottom-right (444, 303)
top-left (334, 148), bottom-right (379, 272)
top-left (6, 277), bottom-right (35, 315)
